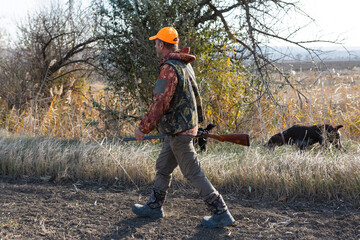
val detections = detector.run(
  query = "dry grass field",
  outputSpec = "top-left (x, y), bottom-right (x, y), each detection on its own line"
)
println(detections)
top-left (1, 60), bottom-right (360, 239)
top-left (1, 60), bottom-right (360, 199)
top-left (1, 136), bottom-right (360, 239)
top-left (256, 60), bottom-right (360, 141)
top-left (1, 60), bottom-right (360, 141)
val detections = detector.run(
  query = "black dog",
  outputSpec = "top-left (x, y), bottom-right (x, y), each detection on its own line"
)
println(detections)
top-left (196, 124), bottom-right (216, 152)
top-left (265, 124), bottom-right (343, 150)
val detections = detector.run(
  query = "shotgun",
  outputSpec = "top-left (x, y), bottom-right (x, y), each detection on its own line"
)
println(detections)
top-left (121, 132), bottom-right (250, 146)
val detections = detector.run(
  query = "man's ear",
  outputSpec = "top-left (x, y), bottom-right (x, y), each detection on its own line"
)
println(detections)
top-left (159, 41), bottom-right (165, 50)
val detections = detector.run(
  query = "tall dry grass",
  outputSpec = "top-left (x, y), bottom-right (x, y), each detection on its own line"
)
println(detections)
top-left (0, 134), bottom-right (158, 186)
top-left (0, 80), bottom-right (136, 140)
top-left (203, 142), bottom-right (360, 202)
top-left (1, 68), bottom-right (360, 202)
top-left (0, 71), bottom-right (359, 141)
top-left (1, 132), bottom-right (359, 202)
top-left (247, 71), bottom-right (360, 141)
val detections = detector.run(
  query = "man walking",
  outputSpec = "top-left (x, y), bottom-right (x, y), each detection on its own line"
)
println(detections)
top-left (132, 27), bottom-right (235, 228)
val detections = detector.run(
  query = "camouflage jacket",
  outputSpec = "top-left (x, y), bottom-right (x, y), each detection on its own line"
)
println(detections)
top-left (139, 47), bottom-right (203, 135)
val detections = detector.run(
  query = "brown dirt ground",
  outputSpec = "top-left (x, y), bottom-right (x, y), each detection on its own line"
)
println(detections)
top-left (1, 177), bottom-right (360, 240)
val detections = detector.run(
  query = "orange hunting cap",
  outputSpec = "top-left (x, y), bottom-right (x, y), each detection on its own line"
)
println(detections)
top-left (149, 27), bottom-right (179, 44)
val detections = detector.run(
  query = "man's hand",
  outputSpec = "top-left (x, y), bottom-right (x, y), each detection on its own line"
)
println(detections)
top-left (134, 128), bottom-right (145, 140)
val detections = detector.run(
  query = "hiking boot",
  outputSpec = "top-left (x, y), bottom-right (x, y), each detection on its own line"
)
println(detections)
top-left (202, 193), bottom-right (235, 228)
top-left (202, 210), bottom-right (235, 228)
top-left (132, 204), bottom-right (164, 219)
top-left (132, 188), bottom-right (166, 219)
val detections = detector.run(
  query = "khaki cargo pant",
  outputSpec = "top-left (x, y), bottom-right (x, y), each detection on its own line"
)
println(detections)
top-left (153, 135), bottom-right (218, 198)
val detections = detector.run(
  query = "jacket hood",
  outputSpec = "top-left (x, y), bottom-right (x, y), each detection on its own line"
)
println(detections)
top-left (160, 47), bottom-right (196, 66)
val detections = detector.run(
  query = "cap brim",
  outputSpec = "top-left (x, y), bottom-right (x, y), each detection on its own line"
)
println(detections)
top-left (149, 35), bottom-right (157, 40)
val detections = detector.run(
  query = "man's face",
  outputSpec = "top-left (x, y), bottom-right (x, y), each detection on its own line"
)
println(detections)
top-left (155, 39), bottom-right (163, 57)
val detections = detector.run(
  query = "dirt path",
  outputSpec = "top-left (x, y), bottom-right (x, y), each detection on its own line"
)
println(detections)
top-left (1, 178), bottom-right (359, 239)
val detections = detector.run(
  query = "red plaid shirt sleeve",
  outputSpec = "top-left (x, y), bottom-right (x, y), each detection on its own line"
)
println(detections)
top-left (139, 64), bottom-right (177, 134)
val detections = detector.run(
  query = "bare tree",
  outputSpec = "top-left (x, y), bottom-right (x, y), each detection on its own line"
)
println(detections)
top-left (96, 0), bottom-right (339, 108)
top-left (194, 1), bottom-right (341, 104)
top-left (0, 0), bottom-right (101, 110)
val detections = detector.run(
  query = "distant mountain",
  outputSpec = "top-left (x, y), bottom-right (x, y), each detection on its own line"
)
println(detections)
top-left (266, 46), bottom-right (360, 61)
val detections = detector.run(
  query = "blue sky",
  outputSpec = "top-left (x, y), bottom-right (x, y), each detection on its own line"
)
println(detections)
top-left (1, 0), bottom-right (359, 47)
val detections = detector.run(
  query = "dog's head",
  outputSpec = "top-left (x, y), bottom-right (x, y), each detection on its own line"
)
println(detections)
top-left (324, 124), bottom-right (343, 149)
top-left (265, 133), bottom-right (284, 149)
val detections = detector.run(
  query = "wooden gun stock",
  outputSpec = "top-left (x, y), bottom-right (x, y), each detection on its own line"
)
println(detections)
top-left (200, 133), bottom-right (250, 146)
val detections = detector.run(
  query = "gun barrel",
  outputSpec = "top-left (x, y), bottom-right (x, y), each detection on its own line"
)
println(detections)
top-left (122, 135), bottom-right (166, 141)
top-left (121, 133), bottom-right (250, 146)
